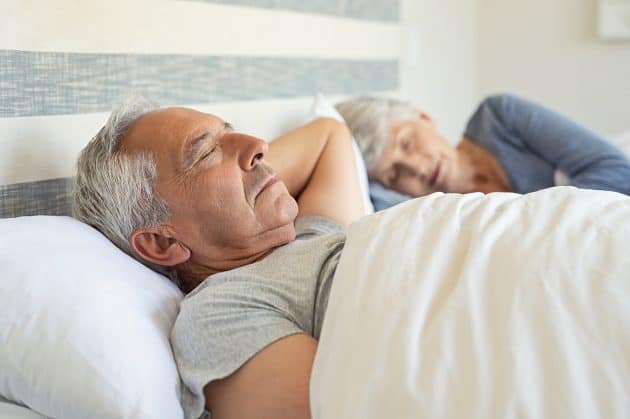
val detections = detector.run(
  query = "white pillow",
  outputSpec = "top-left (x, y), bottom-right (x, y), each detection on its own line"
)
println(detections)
top-left (308, 94), bottom-right (375, 214)
top-left (0, 216), bottom-right (184, 419)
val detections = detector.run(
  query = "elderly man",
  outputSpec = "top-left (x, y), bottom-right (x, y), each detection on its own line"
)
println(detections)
top-left (73, 97), bottom-right (365, 419)
top-left (74, 97), bottom-right (630, 419)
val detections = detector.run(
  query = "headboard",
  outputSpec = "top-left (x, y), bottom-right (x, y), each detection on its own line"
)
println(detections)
top-left (0, 0), bottom-right (401, 218)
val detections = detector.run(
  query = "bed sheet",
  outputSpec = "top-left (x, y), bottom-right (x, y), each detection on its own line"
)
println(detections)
top-left (311, 187), bottom-right (630, 419)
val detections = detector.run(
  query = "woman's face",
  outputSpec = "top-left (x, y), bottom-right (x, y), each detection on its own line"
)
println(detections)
top-left (369, 115), bottom-right (459, 197)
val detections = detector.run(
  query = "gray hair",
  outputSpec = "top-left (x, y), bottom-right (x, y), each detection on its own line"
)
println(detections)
top-left (73, 96), bottom-right (181, 288)
top-left (335, 97), bottom-right (417, 170)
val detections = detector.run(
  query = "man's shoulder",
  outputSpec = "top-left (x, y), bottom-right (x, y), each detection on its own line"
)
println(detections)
top-left (294, 215), bottom-right (344, 238)
top-left (175, 215), bottom-right (345, 316)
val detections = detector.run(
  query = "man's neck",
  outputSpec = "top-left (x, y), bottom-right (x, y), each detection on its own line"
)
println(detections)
top-left (177, 241), bottom-right (291, 291)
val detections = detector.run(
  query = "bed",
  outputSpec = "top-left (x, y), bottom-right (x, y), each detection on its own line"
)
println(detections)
top-left (2, 188), bottom-right (630, 419)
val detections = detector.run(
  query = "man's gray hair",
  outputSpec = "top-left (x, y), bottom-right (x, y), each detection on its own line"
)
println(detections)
top-left (73, 96), bottom-right (180, 287)
top-left (335, 97), bottom-right (417, 170)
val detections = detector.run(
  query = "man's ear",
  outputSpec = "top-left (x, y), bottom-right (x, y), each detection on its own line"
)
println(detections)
top-left (129, 227), bottom-right (191, 267)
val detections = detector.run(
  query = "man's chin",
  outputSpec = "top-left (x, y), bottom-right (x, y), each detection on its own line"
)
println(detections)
top-left (271, 195), bottom-right (298, 245)
top-left (275, 193), bottom-right (299, 223)
top-left (257, 219), bottom-right (296, 251)
top-left (254, 194), bottom-right (298, 237)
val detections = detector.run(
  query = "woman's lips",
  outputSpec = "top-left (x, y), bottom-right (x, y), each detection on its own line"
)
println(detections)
top-left (428, 162), bottom-right (441, 187)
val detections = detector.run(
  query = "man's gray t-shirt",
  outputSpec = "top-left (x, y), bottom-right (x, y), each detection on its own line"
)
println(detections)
top-left (171, 216), bottom-right (345, 419)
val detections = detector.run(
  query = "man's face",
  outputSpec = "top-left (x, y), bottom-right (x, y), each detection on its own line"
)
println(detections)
top-left (369, 117), bottom-right (458, 196)
top-left (120, 107), bottom-right (298, 273)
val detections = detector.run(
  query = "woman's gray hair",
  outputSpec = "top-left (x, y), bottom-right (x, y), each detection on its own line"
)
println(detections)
top-left (335, 97), bottom-right (417, 170)
top-left (73, 96), bottom-right (181, 288)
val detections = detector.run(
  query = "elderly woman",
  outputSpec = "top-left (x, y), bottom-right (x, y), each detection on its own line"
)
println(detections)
top-left (335, 94), bottom-right (630, 210)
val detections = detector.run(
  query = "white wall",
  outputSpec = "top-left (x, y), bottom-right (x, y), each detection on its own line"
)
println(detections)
top-left (477, 0), bottom-right (630, 138)
top-left (399, 0), bottom-right (478, 143)
top-left (400, 0), bottom-right (630, 141)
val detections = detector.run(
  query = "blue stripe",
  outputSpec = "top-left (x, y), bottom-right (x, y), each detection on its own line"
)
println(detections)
top-left (0, 177), bottom-right (73, 218)
top-left (0, 50), bottom-right (398, 117)
top-left (186, 0), bottom-right (399, 21)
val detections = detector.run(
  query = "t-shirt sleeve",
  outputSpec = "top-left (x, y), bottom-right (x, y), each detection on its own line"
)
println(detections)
top-left (171, 280), bottom-right (303, 419)
top-left (294, 215), bottom-right (343, 238)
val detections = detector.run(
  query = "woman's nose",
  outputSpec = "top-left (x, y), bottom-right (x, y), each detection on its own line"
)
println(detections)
top-left (402, 153), bottom-right (429, 178)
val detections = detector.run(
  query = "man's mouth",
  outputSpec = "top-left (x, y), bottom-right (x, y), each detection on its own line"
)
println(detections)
top-left (427, 162), bottom-right (441, 187)
top-left (256, 175), bottom-right (278, 198)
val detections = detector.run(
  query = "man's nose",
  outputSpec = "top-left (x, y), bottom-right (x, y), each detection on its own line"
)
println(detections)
top-left (229, 133), bottom-right (267, 171)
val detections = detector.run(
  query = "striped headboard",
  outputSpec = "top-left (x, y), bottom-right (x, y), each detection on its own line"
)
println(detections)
top-left (0, 0), bottom-right (401, 218)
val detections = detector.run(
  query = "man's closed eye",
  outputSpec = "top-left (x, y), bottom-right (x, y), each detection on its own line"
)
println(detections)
top-left (200, 147), bottom-right (216, 160)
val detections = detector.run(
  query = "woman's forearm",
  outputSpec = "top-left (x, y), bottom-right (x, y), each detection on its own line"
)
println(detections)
top-left (266, 118), bottom-right (339, 198)
top-left (266, 117), bottom-right (365, 226)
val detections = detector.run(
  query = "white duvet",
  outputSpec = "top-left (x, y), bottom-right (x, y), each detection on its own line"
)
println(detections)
top-left (311, 187), bottom-right (630, 419)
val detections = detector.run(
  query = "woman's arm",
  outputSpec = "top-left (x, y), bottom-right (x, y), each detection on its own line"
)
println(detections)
top-left (465, 94), bottom-right (630, 195)
top-left (265, 117), bottom-right (365, 227)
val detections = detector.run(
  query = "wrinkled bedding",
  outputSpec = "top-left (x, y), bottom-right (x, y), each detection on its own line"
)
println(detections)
top-left (0, 399), bottom-right (48, 419)
top-left (311, 187), bottom-right (630, 419)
